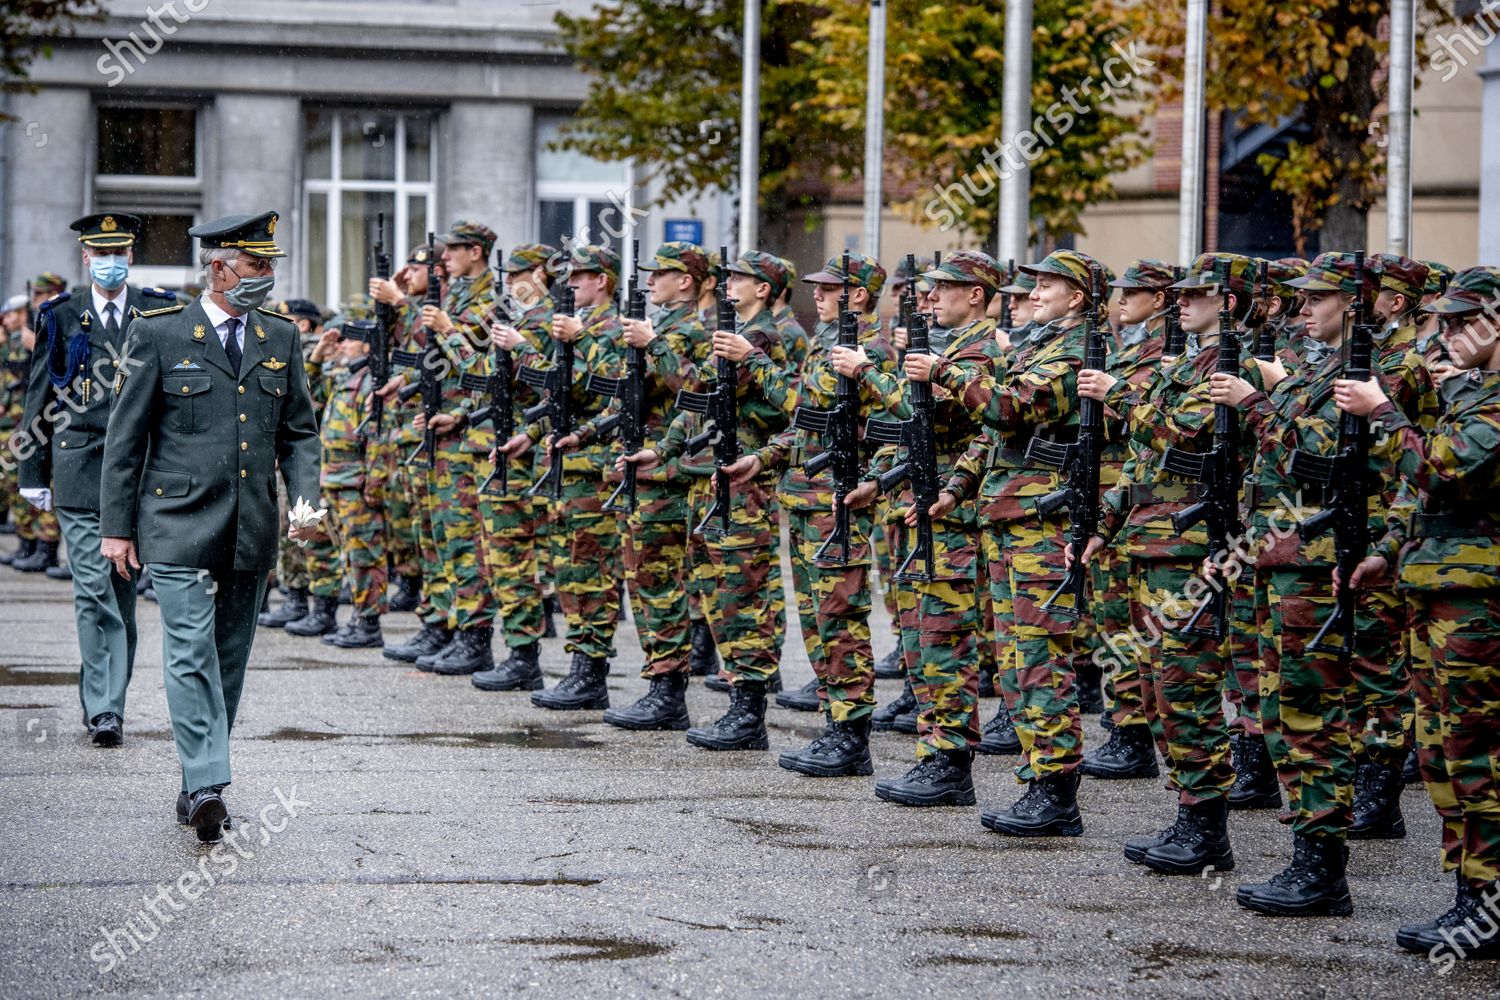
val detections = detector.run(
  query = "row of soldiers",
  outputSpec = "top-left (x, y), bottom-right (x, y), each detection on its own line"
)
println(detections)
top-left (10, 211), bottom-right (1497, 959)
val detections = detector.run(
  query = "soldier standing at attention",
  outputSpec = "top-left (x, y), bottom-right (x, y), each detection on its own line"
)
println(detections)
top-left (18, 212), bottom-right (174, 746)
top-left (99, 212), bottom-right (323, 843)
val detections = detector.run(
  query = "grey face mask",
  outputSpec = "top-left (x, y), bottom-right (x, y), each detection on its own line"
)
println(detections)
top-left (224, 274), bottom-right (275, 313)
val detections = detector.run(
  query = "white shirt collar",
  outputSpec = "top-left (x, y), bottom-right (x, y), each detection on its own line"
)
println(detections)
top-left (91, 284), bottom-right (127, 322)
top-left (199, 295), bottom-right (246, 333)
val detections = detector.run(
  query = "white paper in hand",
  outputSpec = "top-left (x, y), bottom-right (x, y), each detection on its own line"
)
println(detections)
top-left (288, 495), bottom-right (329, 547)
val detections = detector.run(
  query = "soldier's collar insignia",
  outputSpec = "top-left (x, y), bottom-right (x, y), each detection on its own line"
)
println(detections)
top-left (81, 311), bottom-right (92, 330)
top-left (255, 324), bottom-right (266, 340)
top-left (193, 324), bottom-right (206, 340)
top-left (129, 306), bottom-right (140, 319)
top-left (261, 357), bottom-right (287, 371)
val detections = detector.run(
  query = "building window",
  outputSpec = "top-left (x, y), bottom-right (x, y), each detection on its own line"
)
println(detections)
top-left (93, 103), bottom-right (202, 287)
top-left (302, 109), bottom-right (435, 310)
top-left (536, 115), bottom-right (628, 257)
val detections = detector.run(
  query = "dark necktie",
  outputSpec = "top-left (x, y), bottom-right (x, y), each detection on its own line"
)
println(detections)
top-left (225, 318), bottom-right (243, 377)
top-left (104, 302), bottom-right (120, 344)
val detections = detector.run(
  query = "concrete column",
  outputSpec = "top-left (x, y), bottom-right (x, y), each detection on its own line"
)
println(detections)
top-left (442, 101), bottom-right (534, 241)
top-left (207, 94), bottom-right (301, 233)
top-left (1479, 42), bottom-right (1500, 265)
top-left (3, 89), bottom-right (94, 292)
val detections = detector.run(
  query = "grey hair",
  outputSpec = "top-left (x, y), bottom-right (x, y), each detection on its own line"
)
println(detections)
top-left (199, 247), bottom-right (239, 278)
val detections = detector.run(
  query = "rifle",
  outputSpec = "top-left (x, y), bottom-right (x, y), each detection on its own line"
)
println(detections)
top-left (1286, 251), bottom-right (1378, 657)
top-left (1159, 260), bottom-right (1245, 638)
top-left (1249, 258), bottom-right (1277, 363)
top-left (1021, 263), bottom-right (1109, 621)
top-left (674, 245), bottom-right (739, 537)
top-left (462, 247), bottom-right (517, 496)
top-left (1163, 265), bottom-right (1187, 357)
top-left (791, 251), bottom-right (863, 566)
top-left (865, 253), bottom-right (939, 581)
top-left (999, 258), bottom-right (1015, 330)
top-left (587, 239), bottom-right (648, 513)
top-left (517, 282), bottom-right (577, 500)
top-left (391, 230), bottom-right (444, 468)
top-left (343, 214), bottom-right (395, 433)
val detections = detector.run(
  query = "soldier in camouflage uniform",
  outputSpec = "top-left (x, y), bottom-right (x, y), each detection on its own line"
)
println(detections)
top-left (499, 244), bottom-right (625, 709)
top-left (1415, 260), bottom-right (1457, 368)
top-left (771, 257), bottom-right (810, 372)
top-left (630, 250), bottom-right (791, 751)
top-left (1210, 251), bottom-right (1435, 917)
top-left (939, 249), bottom-right (1099, 836)
top-left (999, 270), bottom-right (1038, 358)
top-left (470, 243), bottom-right (559, 692)
top-left (1334, 265), bottom-right (1500, 959)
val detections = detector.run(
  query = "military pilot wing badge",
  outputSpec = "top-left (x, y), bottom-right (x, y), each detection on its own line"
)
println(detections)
top-left (261, 357), bottom-right (287, 371)
top-left (170, 359), bottom-right (204, 371)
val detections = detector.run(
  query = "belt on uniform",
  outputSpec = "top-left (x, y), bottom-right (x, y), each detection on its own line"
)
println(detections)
top-left (1411, 512), bottom-right (1500, 538)
top-left (1125, 483), bottom-right (1203, 506)
top-left (1246, 483), bottom-right (1328, 509)
top-left (986, 445), bottom-right (1035, 470)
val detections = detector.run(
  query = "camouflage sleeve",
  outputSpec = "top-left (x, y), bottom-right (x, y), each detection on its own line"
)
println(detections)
top-left (655, 408), bottom-right (693, 463)
top-left (645, 323), bottom-right (699, 396)
top-left (858, 364), bottom-right (910, 419)
top-left (1370, 397), bottom-right (1500, 499)
top-left (1373, 479), bottom-right (1415, 568)
top-left (945, 431), bottom-right (989, 501)
top-left (746, 349), bottom-right (803, 418)
top-left (854, 341), bottom-right (900, 411)
top-left (1239, 389), bottom-right (1278, 434)
top-left (755, 425), bottom-right (795, 475)
top-left (932, 350), bottom-right (1077, 433)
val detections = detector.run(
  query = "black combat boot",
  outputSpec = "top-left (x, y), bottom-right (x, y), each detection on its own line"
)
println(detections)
top-left (383, 622), bottom-right (452, 663)
top-left (1079, 724), bottom-right (1158, 779)
top-left (472, 642), bottom-right (543, 691)
top-left (1124, 808), bottom-right (1190, 865)
top-left (1075, 659), bottom-right (1104, 715)
top-left (980, 771), bottom-right (1084, 837)
top-left (704, 670), bottom-right (731, 692)
top-left (415, 631), bottom-right (463, 671)
top-left (775, 676), bottom-right (821, 713)
top-left (14, 540), bottom-right (58, 573)
top-left (1348, 762), bottom-right (1406, 840)
top-left (1401, 743), bottom-right (1421, 785)
top-left (603, 673), bottom-right (691, 731)
top-left (285, 595), bottom-right (338, 636)
top-left (324, 614), bottom-right (383, 649)
top-left (978, 670), bottom-right (997, 699)
top-left (873, 648), bottom-right (902, 680)
top-left (542, 593), bottom-right (560, 639)
top-left (1227, 732), bottom-right (1282, 810)
top-left (975, 703), bottom-right (1021, 755)
top-left (0, 537), bottom-right (33, 566)
top-left (871, 675), bottom-right (918, 734)
top-left (779, 715), bottom-right (874, 777)
top-left (260, 587), bottom-right (310, 628)
top-left (46, 560), bottom-right (73, 581)
top-left (874, 749), bottom-right (976, 807)
top-left (532, 652), bottom-right (610, 710)
top-left (1140, 798), bottom-right (1235, 875)
top-left (1235, 833), bottom-right (1353, 917)
top-left (685, 681), bottom-right (769, 751)
top-left (1396, 874), bottom-right (1500, 958)
top-left (431, 626), bottom-right (495, 675)
top-left (689, 619), bottom-right (718, 676)
top-left (387, 575), bottom-right (421, 613)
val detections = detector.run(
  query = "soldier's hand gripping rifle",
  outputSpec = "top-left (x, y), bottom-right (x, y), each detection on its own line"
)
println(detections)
top-left (1022, 263), bottom-right (1109, 621)
top-left (1248, 258), bottom-right (1277, 363)
top-left (674, 246), bottom-right (739, 537)
top-left (792, 251), bottom-right (863, 566)
top-left (1286, 251), bottom-right (1378, 657)
top-left (865, 254), bottom-right (938, 581)
top-left (517, 282), bottom-right (576, 500)
top-left (462, 247), bottom-right (517, 496)
top-left (587, 239), bottom-right (648, 513)
top-left (391, 230), bottom-right (444, 468)
top-left (1159, 260), bottom-right (1245, 638)
top-left (1163, 265), bottom-right (1187, 357)
top-left (344, 214), bottom-right (395, 433)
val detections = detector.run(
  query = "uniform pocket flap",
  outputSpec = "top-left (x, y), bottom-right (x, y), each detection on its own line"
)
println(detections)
top-left (163, 374), bottom-right (212, 397)
top-left (258, 375), bottom-right (287, 397)
top-left (144, 467), bottom-right (191, 498)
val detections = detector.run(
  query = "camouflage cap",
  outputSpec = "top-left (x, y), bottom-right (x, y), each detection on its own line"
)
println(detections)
top-left (893, 255), bottom-right (936, 285)
top-left (406, 244), bottom-right (437, 267)
top-left (1019, 249), bottom-right (1105, 292)
top-left (638, 241), bottom-right (710, 282)
top-left (1110, 258), bottom-right (1176, 291)
top-left (1000, 271), bottom-right (1037, 295)
top-left (1171, 252), bottom-right (1256, 294)
top-left (920, 250), bottom-right (1004, 293)
top-left (338, 294), bottom-right (374, 323)
top-left (567, 243), bottom-right (622, 285)
top-left (724, 250), bottom-right (791, 299)
top-left (771, 254), bottom-right (797, 290)
top-left (1283, 251), bottom-right (1380, 299)
top-left (802, 252), bottom-right (887, 298)
top-left (1270, 257), bottom-right (1309, 293)
top-left (1422, 266), bottom-right (1500, 316)
top-left (1373, 254), bottom-right (1430, 305)
top-left (438, 220), bottom-right (498, 257)
top-left (32, 272), bottom-right (67, 295)
top-left (502, 243), bottom-right (558, 274)
top-left (1422, 260), bottom-right (1456, 297)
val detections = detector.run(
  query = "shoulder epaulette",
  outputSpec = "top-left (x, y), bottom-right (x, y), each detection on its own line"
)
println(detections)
top-left (140, 302), bottom-right (188, 318)
top-left (257, 306), bottom-right (293, 320)
top-left (38, 291), bottom-right (70, 313)
top-left (141, 287), bottom-right (177, 301)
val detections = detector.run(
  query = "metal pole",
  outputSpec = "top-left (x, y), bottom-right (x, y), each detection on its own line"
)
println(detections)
top-left (998, 0), bottom-right (1033, 264)
top-left (739, 0), bottom-right (761, 255)
top-left (622, 160), bottom-right (636, 279)
top-left (862, 0), bottom-right (887, 258)
top-left (1177, 0), bottom-right (1208, 261)
top-left (1387, 0), bottom-right (1415, 256)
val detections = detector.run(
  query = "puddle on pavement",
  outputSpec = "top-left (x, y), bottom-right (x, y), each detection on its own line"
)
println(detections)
top-left (0, 666), bottom-right (78, 687)
top-left (255, 726), bottom-right (601, 749)
top-left (504, 936), bottom-right (671, 962)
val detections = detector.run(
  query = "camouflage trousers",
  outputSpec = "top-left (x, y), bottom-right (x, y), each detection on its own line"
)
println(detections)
top-left (983, 517), bottom-right (1081, 781)
top-left (1409, 588), bottom-right (1500, 888)
top-left (1132, 558), bottom-right (1233, 803)
top-left (273, 483), bottom-right (338, 596)
top-left (1090, 546), bottom-right (1143, 727)
top-left (326, 485), bottom-right (388, 617)
top-left (1224, 573), bottom-right (1263, 737)
top-left (547, 471), bottom-right (622, 660)
top-left (785, 509), bottom-right (830, 681)
top-left (382, 441), bottom-right (421, 579)
top-left (622, 484), bottom-right (691, 678)
top-left (687, 527), bottom-right (714, 625)
top-left (428, 452), bottom-right (493, 631)
top-left (872, 500), bottom-right (901, 639)
top-left (405, 455), bottom-right (448, 627)
top-left (800, 506), bottom-right (877, 722)
top-left (1351, 586), bottom-right (1414, 770)
top-left (698, 478), bottom-right (784, 684)
top-left (478, 487), bottom-right (545, 649)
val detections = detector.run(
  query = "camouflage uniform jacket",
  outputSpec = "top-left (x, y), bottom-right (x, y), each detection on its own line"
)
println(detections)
top-left (319, 363), bottom-right (373, 490)
top-left (521, 300), bottom-right (623, 475)
top-left (774, 303), bottom-right (810, 372)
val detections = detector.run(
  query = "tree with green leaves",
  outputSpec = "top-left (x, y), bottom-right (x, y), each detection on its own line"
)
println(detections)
top-left (1, 0), bottom-right (105, 119)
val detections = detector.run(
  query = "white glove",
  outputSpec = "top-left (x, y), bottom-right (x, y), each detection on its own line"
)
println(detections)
top-left (20, 488), bottom-right (52, 512)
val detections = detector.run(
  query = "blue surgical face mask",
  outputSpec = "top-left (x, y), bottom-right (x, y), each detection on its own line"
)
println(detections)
top-left (90, 255), bottom-right (129, 291)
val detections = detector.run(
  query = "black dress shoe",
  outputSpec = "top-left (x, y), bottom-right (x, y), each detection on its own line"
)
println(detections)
top-left (775, 677), bottom-right (821, 713)
top-left (89, 712), bottom-right (123, 747)
top-left (873, 648), bottom-right (903, 680)
top-left (177, 785), bottom-right (230, 827)
top-left (186, 787), bottom-right (229, 843)
top-left (874, 749), bottom-right (976, 807)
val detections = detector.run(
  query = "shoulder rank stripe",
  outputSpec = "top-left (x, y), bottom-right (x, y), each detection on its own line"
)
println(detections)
top-left (140, 303), bottom-right (188, 318)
